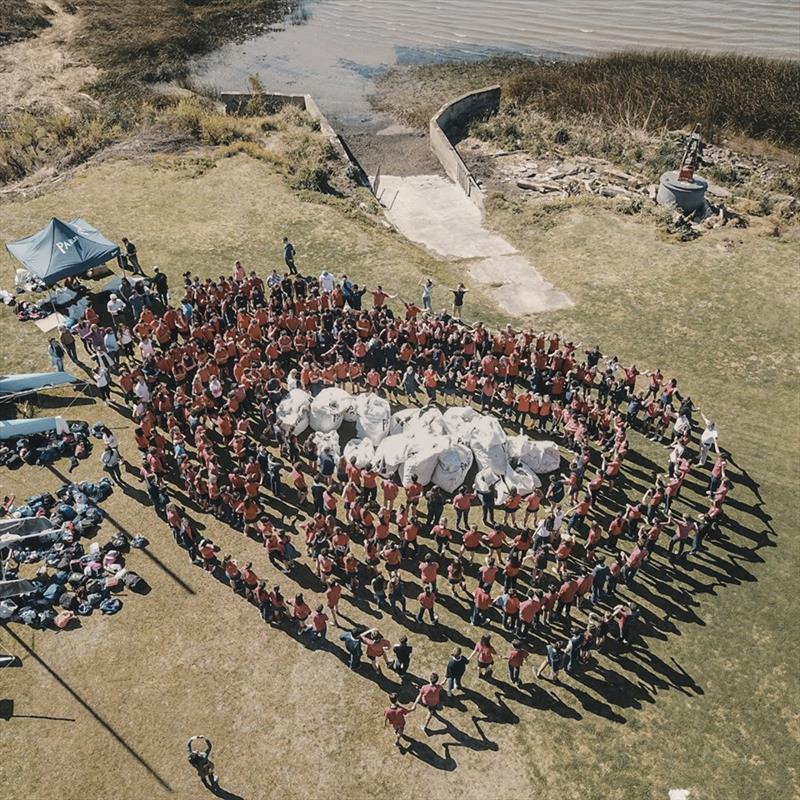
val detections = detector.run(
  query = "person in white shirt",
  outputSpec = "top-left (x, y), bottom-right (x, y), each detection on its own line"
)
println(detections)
top-left (697, 412), bottom-right (720, 466)
top-left (106, 294), bottom-right (125, 329)
top-left (134, 377), bottom-right (151, 404)
top-left (319, 270), bottom-right (335, 294)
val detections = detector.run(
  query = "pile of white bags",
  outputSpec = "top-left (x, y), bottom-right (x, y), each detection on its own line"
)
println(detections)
top-left (310, 388), bottom-right (354, 433)
top-left (354, 393), bottom-right (391, 445)
top-left (276, 389), bottom-right (311, 435)
top-left (296, 387), bottom-right (560, 495)
top-left (343, 437), bottom-right (376, 469)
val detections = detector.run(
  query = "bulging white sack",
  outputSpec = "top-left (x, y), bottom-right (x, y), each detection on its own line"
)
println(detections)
top-left (470, 415), bottom-right (508, 474)
top-left (442, 406), bottom-right (480, 444)
top-left (354, 393), bottom-right (391, 445)
top-left (373, 433), bottom-right (413, 478)
top-left (432, 442), bottom-right (474, 494)
top-left (343, 438), bottom-right (376, 469)
top-left (401, 435), bottom-right (452, 487)
top-left (405, 407), bottom-right (447, 438)
top-left (519, 439), bottom-right (561, 474)
top-left (310, 387), bottom-right (354, 433)
top-left (389, 407), bottom-right (420, 436)
top-left (276, 389), bottom-right (311, 435)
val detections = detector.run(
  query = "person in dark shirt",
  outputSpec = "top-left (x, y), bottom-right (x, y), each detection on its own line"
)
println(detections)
top-left (121, 237), bottom-right (144, 275)
top-left (153, 267), bottom-right (169, 306)
top-left (392, 635), bottom-right (412, 676)
top-left (450, 283), bottom-right (469, 319)
top-left (283, 237), bottom-right (297, 274)
top-left (446, 647), bottom-right (467, 695)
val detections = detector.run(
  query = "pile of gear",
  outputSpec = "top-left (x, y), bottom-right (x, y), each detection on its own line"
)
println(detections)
top-left (0, 421), bottom-right (92, 471)
top-left (0, 479), bottom-right (148, 630)
top-left (277, 388), bottom-right (562, 500)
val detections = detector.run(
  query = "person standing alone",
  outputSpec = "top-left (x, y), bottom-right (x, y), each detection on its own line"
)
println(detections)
top-left (283, 237), bottom-right (297, 275)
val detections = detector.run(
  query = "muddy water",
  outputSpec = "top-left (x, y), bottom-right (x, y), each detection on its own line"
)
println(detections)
top-left (197, 0), bottom-right (800, 124)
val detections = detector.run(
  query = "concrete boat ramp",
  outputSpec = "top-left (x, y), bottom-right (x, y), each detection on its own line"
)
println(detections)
top-left (376, 173), bottom-right (573, 316)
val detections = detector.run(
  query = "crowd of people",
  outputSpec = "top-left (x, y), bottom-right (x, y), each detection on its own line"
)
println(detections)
top-left (55, 243), bottom-right (733, 749)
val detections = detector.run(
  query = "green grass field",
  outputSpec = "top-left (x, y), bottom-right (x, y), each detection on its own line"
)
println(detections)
top-left (0, 151), bottom-right (798, 800)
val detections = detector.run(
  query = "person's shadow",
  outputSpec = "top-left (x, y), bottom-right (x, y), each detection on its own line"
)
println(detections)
top-left (209, 785), bottom-right (245, 800)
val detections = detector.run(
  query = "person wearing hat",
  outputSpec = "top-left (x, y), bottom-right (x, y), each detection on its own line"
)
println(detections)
top-left (106, 293), bottom-right (125, 331)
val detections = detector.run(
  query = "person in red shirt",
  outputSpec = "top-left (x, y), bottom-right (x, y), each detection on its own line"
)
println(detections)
top-left (452, 487), bottom-right (475, 529)
top-left (419, 554), bottom-right (439, 590)
top-left (460, 524), bottom-right (482, 563)
top-left (467, 634), bottom-right (497, 680)
top-left (384, 693), bottom-right (413, 746)
top-left (471, 584), bottom-right (493, 626)
top-left (416, 586), bottom-right (438, 625)
top-left (503, 487), bottom-right (523, 527)
top-left (361, 628), bottom-right (392, 672)
top-left (523, 488), bottom-right (543, 527)
top-left (507, 640), bottom-right (530, 686)
top-left (556, 575), bottom-right (579, 618)
top-left (325, 578), bottom-right (342, 627)
top-left (413, 673), bottom-right (446, 733)
top-left (306, 604), bottom-right (329, 642)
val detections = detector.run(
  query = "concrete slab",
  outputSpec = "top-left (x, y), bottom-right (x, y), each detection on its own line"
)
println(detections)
top-left (376, 174), bottom-right (573, 316)
top-left (378, 174), bottom-right (516, 259)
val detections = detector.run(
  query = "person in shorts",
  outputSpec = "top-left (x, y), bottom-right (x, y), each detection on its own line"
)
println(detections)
top-left (413, 672), bottom-right (446, 733)
top-left (384, 693), bottom-right (413, 746)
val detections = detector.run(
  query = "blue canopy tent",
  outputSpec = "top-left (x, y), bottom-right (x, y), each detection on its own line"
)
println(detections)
top-left (5, 218), bottom-right (119, 287)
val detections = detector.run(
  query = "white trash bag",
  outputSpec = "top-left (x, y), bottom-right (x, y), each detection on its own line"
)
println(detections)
top-left (343, 437), bottom-right (376, 469)
top-left (470, 415), bottom-right (509, 474)
top-left (525, 440), bottom-right (562, 474)
top-left (354, 393), bottom-right (391, 445)
top-left (276, 389), bottom-right (311, 435)
top-left (405, 407), bottom-right (447, 438)
top-left (373, 433), bottom-right (413, 478)
top-left (310, 387), bottom-right (354, 433)
top-left (401, 435), bottom-right (452, 487)
top-left (389, 407), bottom-right (421, 436)
top-left (432, 442), bottom-right (473, 494)
top-left (442, 406), bottom-right (480, 444)
top-left (504, 460), bottom-right (542, 496)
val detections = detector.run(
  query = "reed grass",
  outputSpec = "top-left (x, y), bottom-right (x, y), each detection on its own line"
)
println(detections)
top-left (375, 51), bottom-right (800, 150)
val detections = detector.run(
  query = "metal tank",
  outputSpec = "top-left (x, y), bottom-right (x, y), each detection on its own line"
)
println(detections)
top-left (656, 171), bottom-right (708, 213)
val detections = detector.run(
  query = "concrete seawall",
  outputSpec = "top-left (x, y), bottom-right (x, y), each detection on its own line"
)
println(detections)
top-left (429, 86), bottom-right (501, 210)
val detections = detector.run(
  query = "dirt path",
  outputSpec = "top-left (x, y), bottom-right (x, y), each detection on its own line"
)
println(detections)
top-left (376, 173), bottom-right (573, 315)
top-left (0, 5), bottom-right (99, 116)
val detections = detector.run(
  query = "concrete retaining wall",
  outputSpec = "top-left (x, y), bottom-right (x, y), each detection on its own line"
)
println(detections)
top-left (429, 86), bottom-right (501, 210)
top-left (219, 91), bottom-right (369, 188)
